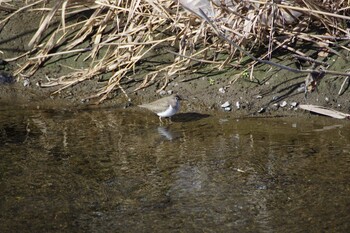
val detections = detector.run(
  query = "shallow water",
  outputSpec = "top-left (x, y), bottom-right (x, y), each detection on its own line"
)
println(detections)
top-left (1, 105), bottom-right (350, 232)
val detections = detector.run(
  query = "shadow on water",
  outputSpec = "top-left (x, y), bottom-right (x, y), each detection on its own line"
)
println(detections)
top-left (1, 105), bottom-right (350, 232)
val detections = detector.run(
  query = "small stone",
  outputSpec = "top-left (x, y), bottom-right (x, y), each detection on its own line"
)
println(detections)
top-left (235, 101), bottom-right (240, 109)
top-left (23, 78), bottom-right (30, 87)
top-left (272, 96), bottom-right (279, 101)
top-left (271, 103), bottom-right (279, 111)
top-left (219, 87), bottom-right (226, 94)
top-left (221, 101), bottom-right (231, 108)
top-left (290, 102), bottom-right (298, 107)
top-left (224, 107), bottom-right (232, 111)
top-left (257, 107), bottom-right (265, 113)
top-left (280, 101), bottom-right (287, 108)
top-left (124, 101), bottom-right (132, 109)
top-left (159, 90), bottom-right (166, 95)
top-left (325, 97), bottom-right (329, 102)
top-left (167, 90), bottom-right (173, 95)
top-left (297, 84), bottom-right (306, 93)
top-left (256, 95), bottom-right (263, 99)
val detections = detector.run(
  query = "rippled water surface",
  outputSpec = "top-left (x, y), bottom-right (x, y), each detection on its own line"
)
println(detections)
top-left (1, 105), bottom-right (350, 232)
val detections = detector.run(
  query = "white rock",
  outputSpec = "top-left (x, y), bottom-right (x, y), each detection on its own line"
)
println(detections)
top-left (297, 85), bottom-right (306, 93)
top-left (221, 101), bottom-right (231, 108)
top-left (23, 78), bottom-right (30, 87)
top-left (290, 102), bottom-right (298, 107)
top-left (280, 101), bottom-right (287, 107)
top-left (258, 107), bottom-right (265, 113)
top-left (235, 101), bottom-right (240, 109)
top-left (219, 87), bottom-right (226, 94)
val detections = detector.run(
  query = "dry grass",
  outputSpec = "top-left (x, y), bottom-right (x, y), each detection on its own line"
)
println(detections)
top-left (2, 0), bottom-right (350, 102)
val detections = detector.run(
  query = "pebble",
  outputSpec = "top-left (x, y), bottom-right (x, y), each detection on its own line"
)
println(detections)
top-left (23, 78), bottom-right (30, 87)
top-left (272, 96), bottom-right (279, 101)
top-left (258, 107), bottom-right (265, 113)
top-left (297, 84), bottom-right (306, 93)
top-left (224, 107), bottom-right (232, 111)
top-left (221, 101), bottom-right (231, 108)
top-left (159, 90), bottom-right (166, 95)
top-left (280, 101), bottom-right (287, 108)
top-left (235, 101), bottom-right (240, 109)
top-left (219, 87), bottom-right (226, 94)
top-left (271, 103), bottom-right (279, 110)
top-left (124, 101), bottom-right (132, 109)
top-left (290, 102), bottom-right (298, 107)
top-left (167, 90), bottom-right (173, 95)
top-left (256, 95), bottom-right (263, 99)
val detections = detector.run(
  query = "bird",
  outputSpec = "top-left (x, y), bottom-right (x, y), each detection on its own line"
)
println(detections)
top-left (138, 94), bottom-right (181, 122)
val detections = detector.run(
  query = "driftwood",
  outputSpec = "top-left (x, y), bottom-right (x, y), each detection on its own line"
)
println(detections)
top-left (299, 104), bottom-right (350, 119)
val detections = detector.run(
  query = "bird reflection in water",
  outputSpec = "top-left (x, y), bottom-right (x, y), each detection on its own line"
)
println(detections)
top-left (157, 126), bottom-right (176, 141)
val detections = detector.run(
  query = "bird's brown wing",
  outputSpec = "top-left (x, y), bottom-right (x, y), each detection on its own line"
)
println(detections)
top-left (138, 96), bottom-right (172, 113)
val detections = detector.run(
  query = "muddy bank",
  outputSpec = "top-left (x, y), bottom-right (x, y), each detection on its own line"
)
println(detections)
top-left (0, 3), bottom-right (349, 118)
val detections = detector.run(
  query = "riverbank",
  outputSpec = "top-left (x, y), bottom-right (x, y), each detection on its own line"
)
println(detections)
top-left (1, 1), bottom-right (349, 119)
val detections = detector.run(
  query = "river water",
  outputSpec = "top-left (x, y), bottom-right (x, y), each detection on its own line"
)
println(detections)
top-left (1, 105), bottom-right (349, 232)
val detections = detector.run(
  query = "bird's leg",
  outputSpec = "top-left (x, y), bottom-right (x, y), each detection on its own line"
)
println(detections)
top-left (159, 116), bottom-right (164, 125)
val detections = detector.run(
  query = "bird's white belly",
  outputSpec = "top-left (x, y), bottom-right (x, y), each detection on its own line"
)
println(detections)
top-left (157, 104), bottom-right (178, 118)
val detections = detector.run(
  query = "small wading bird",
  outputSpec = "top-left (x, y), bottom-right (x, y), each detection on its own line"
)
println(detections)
top-left (138, 94), bottom-right (181, 123)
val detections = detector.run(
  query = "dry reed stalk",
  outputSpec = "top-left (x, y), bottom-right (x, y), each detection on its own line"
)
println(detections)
top-left (0, 0), bottom-right (45, 25)
top-left (8, 0), bottom-right (350, 101)
top-left (28, 0), bottom-right (65, 48)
